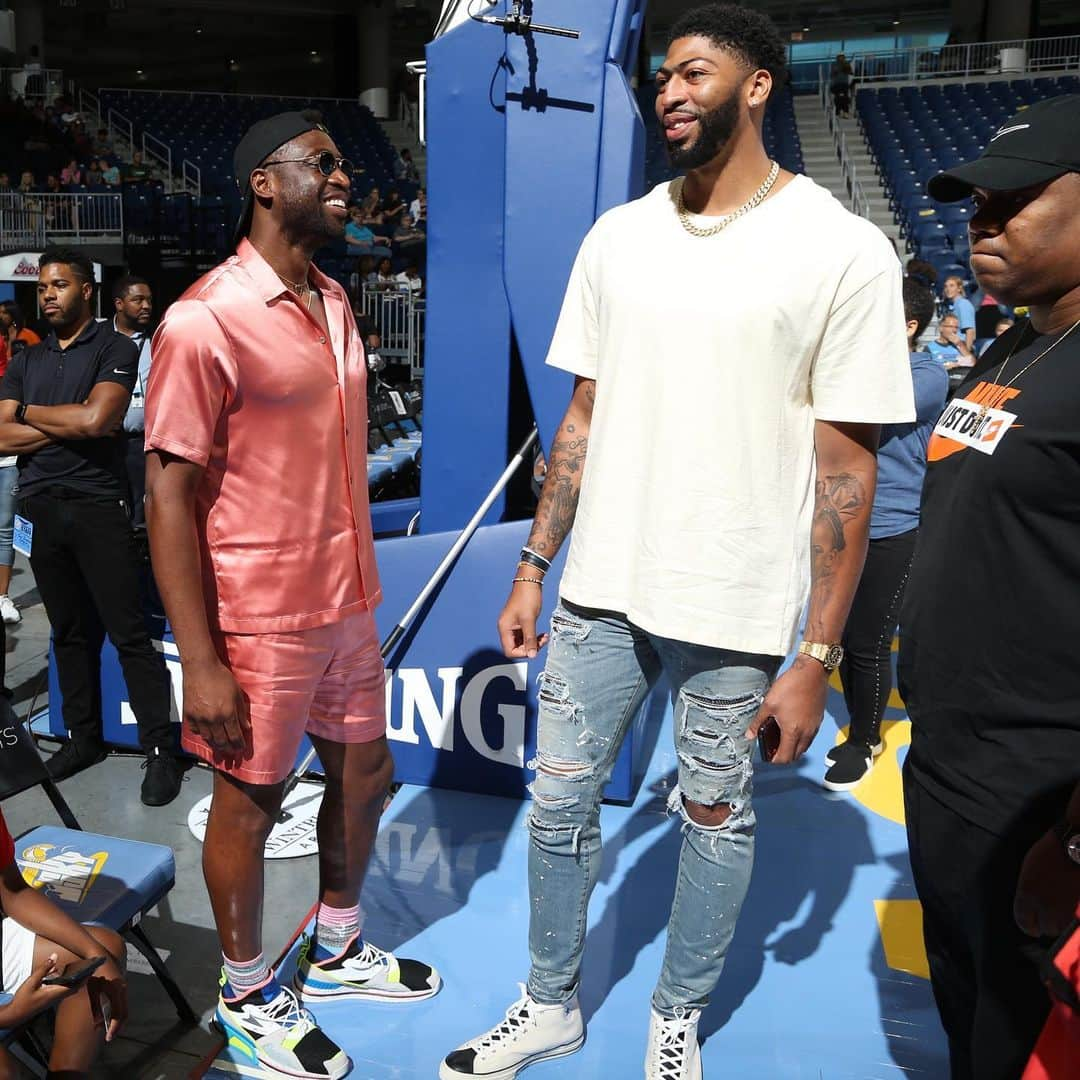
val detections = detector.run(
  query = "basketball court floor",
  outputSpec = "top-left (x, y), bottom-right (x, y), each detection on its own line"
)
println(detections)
top-left (3, 558), bottom-right (948, 1078)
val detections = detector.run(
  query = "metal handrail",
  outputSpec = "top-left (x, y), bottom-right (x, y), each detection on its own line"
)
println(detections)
top-left (141, 130), bottom-right (174, 194)
top-left (819, 68), bottom-right (871, 221)
top-left (0, 67), bottom-right (63, 105)
top-left (0, 192), bottom-right (123, 249)
top-left (181, 160), bottom-right (202, 198)
top-left (842, 33), bottom-right (1080, 86)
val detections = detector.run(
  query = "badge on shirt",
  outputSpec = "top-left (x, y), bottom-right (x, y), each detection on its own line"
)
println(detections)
top-left (13, 515), bottom-right (32, 557)
top-left (931, 398), bottom-right (1018, 456)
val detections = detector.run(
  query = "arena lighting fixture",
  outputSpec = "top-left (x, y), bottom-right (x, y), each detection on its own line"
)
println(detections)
top-left (478, 0), bottom-right (580, 39)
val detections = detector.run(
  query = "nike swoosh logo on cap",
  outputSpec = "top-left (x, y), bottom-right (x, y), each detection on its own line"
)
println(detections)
top-left (990, 123), bottom-right (1030, 141)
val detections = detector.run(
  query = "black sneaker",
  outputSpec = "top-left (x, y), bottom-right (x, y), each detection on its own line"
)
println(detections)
top-left (141, 747), bottom-right (183, 806)
top-left (46, 740), bottom-right (108, 782)
top-left (825, 735), bottom-right (883, 765)
top-left (823, 739), bottom-right (875, 792)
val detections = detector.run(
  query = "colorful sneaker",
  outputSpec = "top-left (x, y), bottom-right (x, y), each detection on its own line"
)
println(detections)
top-left (645, 1007), bottom-right (702, 1080)
top-left (214, 971), bottom-right (350, 1079)
top-left (440, 984), bottom-right (584, 1079)
top-left (293, 933), bottom-right (441, 1002)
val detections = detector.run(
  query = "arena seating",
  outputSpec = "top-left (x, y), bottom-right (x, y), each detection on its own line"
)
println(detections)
top-left (640, 83), bottom-right (805, 188)
top-left (101, 90), bottom-right (418, 266)
top-left (367, 385), bottom-right (422, 499)
top-left (857, 75), bottom-right (1079, 283)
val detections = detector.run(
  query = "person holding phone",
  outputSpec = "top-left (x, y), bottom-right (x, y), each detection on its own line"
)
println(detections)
top-left (440, 5), bottom-right (913, 1079)
top-left (0, 806), bottom-right (127, 1077)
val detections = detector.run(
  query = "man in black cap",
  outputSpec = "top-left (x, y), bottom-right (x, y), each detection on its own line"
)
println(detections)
top-left (898, 93), bottom-right (1080, 1080)
top-left (144, 112), bottom-right (438, 1079)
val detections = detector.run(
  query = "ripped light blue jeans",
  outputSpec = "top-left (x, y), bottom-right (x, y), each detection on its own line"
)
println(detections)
top-left (527, 600), bottom-right (780, 1018)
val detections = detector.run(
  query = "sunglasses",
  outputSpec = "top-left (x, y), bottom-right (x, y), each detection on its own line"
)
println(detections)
top-left (261, 150), bottom-right (355, 178)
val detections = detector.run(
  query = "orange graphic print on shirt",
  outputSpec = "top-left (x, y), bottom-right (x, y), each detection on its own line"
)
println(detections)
top-left (927, 381), bottom-right (1022, 462)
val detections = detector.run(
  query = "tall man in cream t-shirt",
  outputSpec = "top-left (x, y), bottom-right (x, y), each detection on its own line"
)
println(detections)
top-left (441, 6), bottom-right (914, 1080)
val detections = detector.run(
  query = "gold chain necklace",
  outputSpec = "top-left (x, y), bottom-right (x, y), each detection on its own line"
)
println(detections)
top-left (277, 270), bottom-right (314, 311)
top-left (976, 318), bottom-right (1080, 421)
top-left (676, 160), bottom-right (780, 238)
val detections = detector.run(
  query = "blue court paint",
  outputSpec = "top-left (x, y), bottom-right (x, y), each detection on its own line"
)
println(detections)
top-left (203, 657), bottom-right (948, 1079)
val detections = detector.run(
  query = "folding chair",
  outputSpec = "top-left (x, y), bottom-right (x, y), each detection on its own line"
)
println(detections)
top-left (0, 704), bottom-right (196, 1030)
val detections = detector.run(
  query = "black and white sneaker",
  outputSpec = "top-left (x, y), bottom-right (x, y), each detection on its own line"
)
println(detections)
top-left (823, 739), bottom-right (876, 792)
top-left (645, 1007), bottom-right (702, 1080)
top-left (825, 735), bottom-right (883, 765)
top-left (440, 984), bottom-right (584, 1079)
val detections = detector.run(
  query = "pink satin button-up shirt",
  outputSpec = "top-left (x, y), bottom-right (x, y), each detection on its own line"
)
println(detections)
top-left (145, 239), bottom-right (382, 633)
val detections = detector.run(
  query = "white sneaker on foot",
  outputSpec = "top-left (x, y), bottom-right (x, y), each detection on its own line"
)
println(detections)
top-left (440, 984), bottom-right (584, 1079)
top-left (645, 1007), bottom-right (702, 1080)
top-left (0, 595), bottom-right (20, 624)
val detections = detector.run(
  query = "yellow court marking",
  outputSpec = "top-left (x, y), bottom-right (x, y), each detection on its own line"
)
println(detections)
top-left (874, 899), bottom-right (930, 980)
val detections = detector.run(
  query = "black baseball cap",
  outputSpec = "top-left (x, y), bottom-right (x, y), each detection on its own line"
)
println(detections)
top-left (927, 93), bottom-right (1080, 203)
top-left (233, 110), bottom-right (328, 244)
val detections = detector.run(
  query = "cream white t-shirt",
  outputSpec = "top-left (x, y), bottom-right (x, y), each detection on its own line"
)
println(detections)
top-left (546, 174), bottom-right (914, 656)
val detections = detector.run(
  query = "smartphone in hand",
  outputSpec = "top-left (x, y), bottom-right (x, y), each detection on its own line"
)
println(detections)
top-left (757, 717), bottom-right (782, 763)
top-left (41, 954), bottom-right (106, 988)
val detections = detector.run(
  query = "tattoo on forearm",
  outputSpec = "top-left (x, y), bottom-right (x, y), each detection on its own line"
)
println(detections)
top-left (808, 472), bottom-right (868, 619)
top-left (526, 421), bottom-right (588, 559)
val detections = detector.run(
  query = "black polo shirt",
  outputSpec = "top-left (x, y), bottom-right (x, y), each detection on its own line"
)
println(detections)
top-left (0, 318), bottom-right (138, 498)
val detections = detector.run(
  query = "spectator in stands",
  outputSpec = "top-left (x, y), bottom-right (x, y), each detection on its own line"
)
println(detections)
top-left (395, 263), bottom-right (422, 295)
top-left (122, 150), bottom-right (152, 184)
top-left (926, 312), bottom-right (974, 370)
top-left (0, 804), bottom-right (128, 1076)
top-left (345, 205), bottom-right (391, 257)
top-left (0, 173), bottom-right (9, 193)
top-left (393, 212), bottom-right (425, 251)
top-left (368, 256), bottom-right (396, 288)
top-left (17, 171), bottom-right (35, 195)
top-left (0, 302), bottom-right (43, 354)
top-left (60, 157), bottom-right (84, 187)
top-left (98, 157), bottom-right (120, 187)
top-left (899, 92), bottom-right (1080, 1080)
top-left (146, 109), bottom-right (439, 1080)
top-left (823, 276), bottom-right (947, 791)
top-left (86, 160), bottom-right (102, 186)
top-left (394, 147), bottom-right (420, 184)
top-left (112, 275), bottom-right (154, 535)
top-left (980, 316), bottom-right (1015, 356)
top-left (941, 274), bottom-right (976, 350)
top-left (92, 128), bottom-right (113, 157)
top-left (381, 188), bottom-right (406, 225)
top-left (359, 186), bottom-right (384, 225)
top-left (442, 6), bottom-right (913, 1078)
top-left (410, 186), bottom-right (426, 225)
top-left (829, 53), bottom-right (853, 117)
top-left (44, 173), bottom-right (61, 194)
top-left (0, 247), bottom-right (182, 805)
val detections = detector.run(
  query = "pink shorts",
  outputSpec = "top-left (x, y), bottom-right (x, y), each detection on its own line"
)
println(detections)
top-left (183, 608), bottom-right (387, 785)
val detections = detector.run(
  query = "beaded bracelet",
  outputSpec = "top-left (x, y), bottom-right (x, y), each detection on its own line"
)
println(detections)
top-left (512, 577), bottom-right (544, 586)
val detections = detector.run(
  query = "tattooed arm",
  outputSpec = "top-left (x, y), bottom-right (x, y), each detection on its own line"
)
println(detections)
top-left (497, 376), bottom-right (596, 658)
top-left (746, 419), bottom-right (879, 764)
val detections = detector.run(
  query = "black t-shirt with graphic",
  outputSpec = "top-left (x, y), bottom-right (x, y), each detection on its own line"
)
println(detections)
top-left (899, 321), bottom-right (1080, 836)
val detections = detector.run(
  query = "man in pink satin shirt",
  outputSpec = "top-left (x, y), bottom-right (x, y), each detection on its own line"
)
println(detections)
top-left (144, 112), bottom-right (439, 1079)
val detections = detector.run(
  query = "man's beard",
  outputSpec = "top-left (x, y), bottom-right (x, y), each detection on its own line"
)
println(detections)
top-left (666, 90), bottom-right (741, 171)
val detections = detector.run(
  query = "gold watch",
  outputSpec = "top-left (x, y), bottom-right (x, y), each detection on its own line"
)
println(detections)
top-left (798, 641), bottom-right (844, 673)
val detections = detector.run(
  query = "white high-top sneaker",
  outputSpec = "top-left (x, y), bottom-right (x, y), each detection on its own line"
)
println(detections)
top-left (645, 1007), bottom-right (703, 1080)
top-left (440, 984), bottom-right (585, 1080)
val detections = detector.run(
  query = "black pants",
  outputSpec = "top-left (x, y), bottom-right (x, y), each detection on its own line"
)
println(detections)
top-left (903, 769), bottom-right (1051, 1080)
top-left (21, 489), bottom-right (172, 754)
top-left (839, 527), bottom-right (918, 744)
top-left (123, 432), bottom-right (147, 532)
